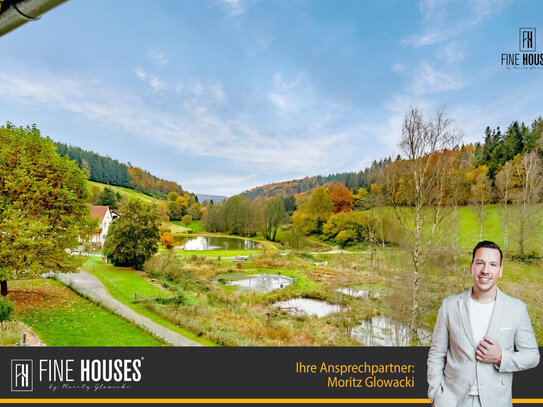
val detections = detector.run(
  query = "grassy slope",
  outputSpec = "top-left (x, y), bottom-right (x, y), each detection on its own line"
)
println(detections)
top-left (371, 204), bottom-right (543, 253)
top-left (457, 204), bottom-right (543, 253)
top-left (89, 181), bottom-right (161, 205)
top-left (83, 257), bottom-right (216, 346)
top-left (9, 279), bottom-right (163, 346)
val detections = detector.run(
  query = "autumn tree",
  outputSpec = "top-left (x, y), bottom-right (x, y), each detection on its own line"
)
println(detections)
top-left (176, 195), bottom-right (189, 215)
top-left (167, 200), bottom-right (182, 220)
top-left (322, 211), bottom-right (369, 247)
top-left (160, 232), bottom-right (175, 249)
top-left (381, 107), bottom-right (461, 344)
top-left (511, 152), bottom-right (543, 255)
top-left (495, 161), bottom-right (515, 251)
top-left (468, 166), bottom-right (491, 241)
top-left (202, 196), bottom-right (259, 236)
top-left (188, 202), bottom-right (203, 220)
top-left (261, 197), bottom-right (286, 241)
top-left (157, 200), bottom-right (170, 223)
top-left (0, 124), bottom-right (92, 296)
top-left (352, 188), bottom-right (370, 211)
top-left (103, 199), bottom-right (160, 270)
top-left (167, 191), bottom-right (180, 202)
top-left (329, 182), bottom-right (353, 213)
top-left (292, 186), bottom-right (333, 235)
top-left (181, 214), bottom-right (192, 226)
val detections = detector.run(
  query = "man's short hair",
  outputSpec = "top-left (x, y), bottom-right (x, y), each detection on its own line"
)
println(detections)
top-left (472, 240), bottom-right (503, 265)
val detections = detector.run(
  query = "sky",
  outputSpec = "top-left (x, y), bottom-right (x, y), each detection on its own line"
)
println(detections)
top-left (1, 0), bottom-right (543, 196)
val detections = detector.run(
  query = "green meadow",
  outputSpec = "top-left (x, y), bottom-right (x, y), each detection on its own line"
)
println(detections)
top-left (8, 279), bottom-right (163, 346)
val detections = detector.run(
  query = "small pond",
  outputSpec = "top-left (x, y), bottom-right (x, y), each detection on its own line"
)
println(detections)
top-left (350, 316), bottom-right (432, 346)
top-left (336, 288), bottom-right (380, 299)
top-left (273, 298), bottom-right (342, 318)
top-left (178, 236), bottom-right (258, 251)
top-left (217, 273), bottom-right (295, 292)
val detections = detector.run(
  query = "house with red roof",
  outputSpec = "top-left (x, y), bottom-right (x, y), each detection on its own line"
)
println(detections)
top-left (88, 205), bottom-right (120, 247)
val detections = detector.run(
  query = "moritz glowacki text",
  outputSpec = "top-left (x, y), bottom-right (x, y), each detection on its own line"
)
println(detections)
top-left (295, 362), bottom-right (415, 389)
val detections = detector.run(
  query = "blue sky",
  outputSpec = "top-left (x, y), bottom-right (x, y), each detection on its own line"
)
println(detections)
top-left (1, 0), bottom-right (542, 196)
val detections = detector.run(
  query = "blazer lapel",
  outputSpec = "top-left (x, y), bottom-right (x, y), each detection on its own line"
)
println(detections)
top-left (459, 288), bottom-right (476, 348)
top-left (485, 287), bottom-right (503, 339)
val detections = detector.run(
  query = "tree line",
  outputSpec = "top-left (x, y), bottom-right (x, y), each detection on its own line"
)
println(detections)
top-left (240, 159), bottom-right (391, 200)
top-left (202, 195), bottom-right (286, 241)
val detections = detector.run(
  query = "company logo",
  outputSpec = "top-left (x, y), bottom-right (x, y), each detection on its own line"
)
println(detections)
top-left (501, 27), bottom-right (543, 69)
top-left (11, 360), bottom-right (33, 392)
top-left (9, 358), bottom-right (143, 393)
top-left (520, 28), bottom-right (536, 52)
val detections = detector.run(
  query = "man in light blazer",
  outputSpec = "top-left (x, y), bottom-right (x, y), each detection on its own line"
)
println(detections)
top-left (427, 241), bottom-right (539, 407)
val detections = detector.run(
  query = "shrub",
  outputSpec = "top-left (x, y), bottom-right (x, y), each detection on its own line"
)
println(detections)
top-left (0, 296), bottom-right (15, 322)
top-left (0, 320), bottom-right (24, 345)
top-left (155, 290), bottom-right (189, 305)
top-left (144, 251), bottom-right (184, 281)
top-left (512, 251), bottom-right (541, 264)
top-left (144, 251), bottom-right (209, 292)
top-left (182, 214), bottom-right (192, 225)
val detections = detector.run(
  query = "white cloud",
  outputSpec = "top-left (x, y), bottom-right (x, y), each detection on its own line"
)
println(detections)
top-left (411, 62), bottom-right (465, 94)
top-left (149, 76), bottom-right (167, 92)
top-left (402, 0), bottom-right (510, 47)
top-left (134, 67), bottom-right (146, 80)
top-left (147, 49), bottom-right (169, 65)
top-left (0, 67), bottom-right (354, 177)
top-left (392, 63), bottom-right (406, 73)
top-left (437, 41), bottom-right (465, 64)
top-left (248, 36), bottom-right (274, 55)
top-left (135, 67), bottom-right (167, 92)
top-left (266, 72), bottom-right (306, 113)
top-left (221, 0), bottom-right (245, 16)
top-left (177, 80), bottom-right (227, 105)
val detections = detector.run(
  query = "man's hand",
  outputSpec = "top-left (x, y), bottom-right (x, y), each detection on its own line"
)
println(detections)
top-left (476, 336), bottom-right (502, 364)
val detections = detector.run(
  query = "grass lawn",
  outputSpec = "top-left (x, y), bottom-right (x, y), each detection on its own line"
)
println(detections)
top-left (171, 220), bottom-right (205, 233)
top-left (8, 279), bottom-right (163, 346)
top-left (83, 257), bottom-right (216, 346)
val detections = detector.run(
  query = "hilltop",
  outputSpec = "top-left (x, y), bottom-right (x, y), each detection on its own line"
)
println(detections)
top-left (55, 142), bottom-right (195, 201)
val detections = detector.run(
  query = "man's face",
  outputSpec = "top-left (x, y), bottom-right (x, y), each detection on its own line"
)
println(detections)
top-left (469, 247), bottom-right (503, 294)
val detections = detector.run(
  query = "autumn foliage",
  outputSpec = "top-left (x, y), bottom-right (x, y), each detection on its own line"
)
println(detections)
top-left (329, 182), bottom-right (353, 213)
top-left (161, 232), bottom-right (175, 249)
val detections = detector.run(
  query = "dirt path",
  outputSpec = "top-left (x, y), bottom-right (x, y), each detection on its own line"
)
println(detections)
top-left (54, 271), bottom-right (201, 347)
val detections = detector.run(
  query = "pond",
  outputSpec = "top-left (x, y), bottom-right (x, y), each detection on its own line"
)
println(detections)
top-left (273, 298), bottom-right (342, 318)
top-left (177, 236), bottom-right (258, 251)
top-left (218, 273), bottom-right (295, 292)
top-left (350, 316), bottom-right (432, 346)
top-left (336, 288), bottom-right (380, 299)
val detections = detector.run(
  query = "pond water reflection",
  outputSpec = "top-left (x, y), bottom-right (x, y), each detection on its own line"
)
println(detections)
top-left (222, 274), bottom-right (295, 292)
top-left (273, 298), bottom-right (342, 318)
top-left (350, 317), bottom-right (432, 346)
top-left (179, 236), bottom-right (257, 251)
top-left (336, 288), bottom-right (380, 299)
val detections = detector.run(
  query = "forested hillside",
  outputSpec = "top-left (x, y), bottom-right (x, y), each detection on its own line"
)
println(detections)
top-left (240, 159), bottom-right (392, 200)
top-left (55, 143), bottom-right (185, 198)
